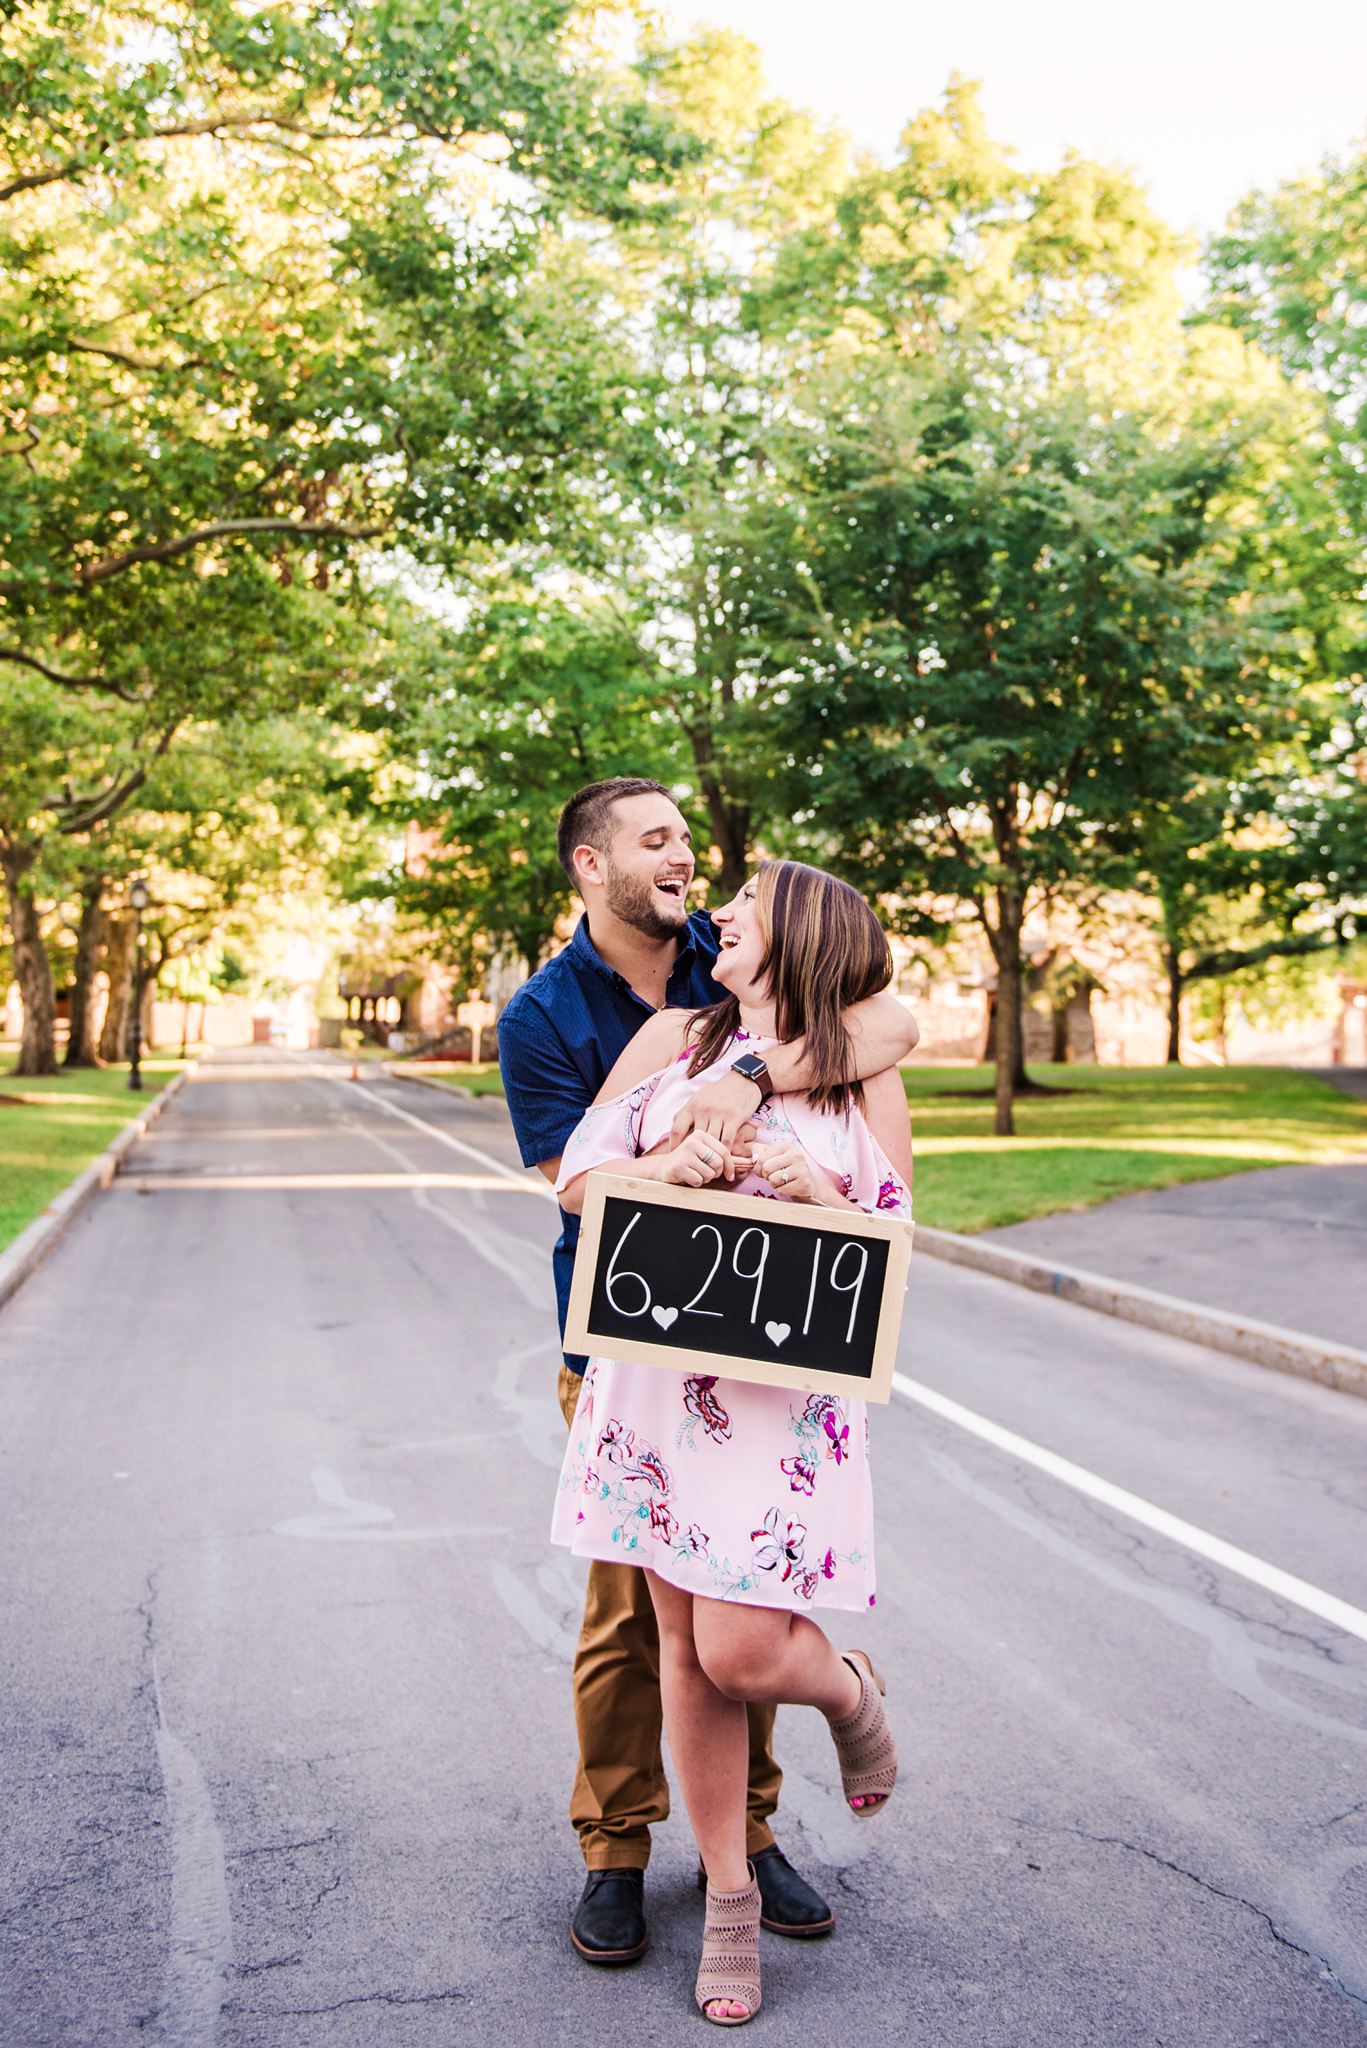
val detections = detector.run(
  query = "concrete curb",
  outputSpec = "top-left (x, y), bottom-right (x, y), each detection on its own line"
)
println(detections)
top-left (914, 1223), bottom-right (1367, 1401)
top-left (0, 1064), bottom-right (196, 1312)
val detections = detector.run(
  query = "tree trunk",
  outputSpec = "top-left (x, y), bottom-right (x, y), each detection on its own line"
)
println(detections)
top-left (64, 878), bottom-right (105, 1068)
top-left (986, 990), bottom-right (1032, 1088)
top-left (1013, 1016), bottom-right (1029, 1091)
top-left (99, 915), bottom-right (135, 1063)
top-left (989, 886), bottom-right (1025, 1137)
top-left (699, 777), bottom-right (750, 899)
top-left (0, 842), bottom-right (58, 1076)
top-left (993, 958), bottom-right (1021, 1135)
top-left (1164, 944), bottom-right (1182, 1064)
top-left (684, 719), bottom-right (750, 898)
top-left (710, 820), bottom-right (751, 899)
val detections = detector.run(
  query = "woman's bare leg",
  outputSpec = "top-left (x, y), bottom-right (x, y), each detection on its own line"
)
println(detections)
top-left (691, 1599), bottom-right (860, 1716)
top-left (692, 1600), bottom-right (886, 1809)
top-left (645, 1572), bottom-right (757, 2022)
top-left (644, 1571), bottom-right (751, 1891)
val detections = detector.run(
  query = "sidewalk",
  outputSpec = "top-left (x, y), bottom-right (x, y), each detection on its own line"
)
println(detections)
top-left (983, 1146), bottom-right (1367, 1354)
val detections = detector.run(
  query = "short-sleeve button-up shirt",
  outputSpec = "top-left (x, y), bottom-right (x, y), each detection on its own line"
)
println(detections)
top-left (497, 909), bottom-right (724, 1371)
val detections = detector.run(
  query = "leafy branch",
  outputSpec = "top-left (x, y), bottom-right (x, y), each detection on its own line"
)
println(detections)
top-left (0, 644), bottom-right (147, 702)
top-left (48, 720), bottom-right (181, 834)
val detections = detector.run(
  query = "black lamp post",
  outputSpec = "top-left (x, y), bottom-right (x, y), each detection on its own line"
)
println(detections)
top-left (127, 877), bottom-right (149, 1091)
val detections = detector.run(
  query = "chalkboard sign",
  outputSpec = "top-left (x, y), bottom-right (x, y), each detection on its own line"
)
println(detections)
top-left (563, 1172), bottom-right (914, 1403)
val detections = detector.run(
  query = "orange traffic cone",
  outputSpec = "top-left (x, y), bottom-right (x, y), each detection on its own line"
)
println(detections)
top-left (350, 1058), bottom-right (360, 1081)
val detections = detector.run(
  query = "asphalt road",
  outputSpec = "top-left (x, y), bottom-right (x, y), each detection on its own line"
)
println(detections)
top-left (2, 1047), bottom-right (1366, 2047)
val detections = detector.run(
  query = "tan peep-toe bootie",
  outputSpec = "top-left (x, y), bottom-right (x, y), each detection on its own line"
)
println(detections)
top-left (695, 1866), bottom-right (762, 2026)
top-left (829, 1650), bottom-right (898, 1817)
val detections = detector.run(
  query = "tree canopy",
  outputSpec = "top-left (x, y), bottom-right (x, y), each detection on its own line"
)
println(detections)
top-left (3, 26), bottom-right (1364, 1099)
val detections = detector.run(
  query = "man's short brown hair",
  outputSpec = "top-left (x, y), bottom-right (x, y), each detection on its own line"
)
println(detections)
top-left (556, 777), bottom-right (676, 887)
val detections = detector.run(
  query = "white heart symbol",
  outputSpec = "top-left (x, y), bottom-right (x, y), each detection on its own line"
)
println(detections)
top-left (651, 1305), bottom-right (679, 1331)
top-left (765, 1321), bottom-right (791, 1347)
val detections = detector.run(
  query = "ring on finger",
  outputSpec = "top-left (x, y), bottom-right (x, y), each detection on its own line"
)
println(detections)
top-left (699, 1144), bottom-right (717, 1166)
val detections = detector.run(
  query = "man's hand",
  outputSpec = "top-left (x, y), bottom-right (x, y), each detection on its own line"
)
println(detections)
top-left (671, 1071), bottom-right (760, 1161)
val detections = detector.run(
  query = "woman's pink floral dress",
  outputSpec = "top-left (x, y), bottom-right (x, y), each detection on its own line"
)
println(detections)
top-left (550, 1033), bottom-right (912, 1614)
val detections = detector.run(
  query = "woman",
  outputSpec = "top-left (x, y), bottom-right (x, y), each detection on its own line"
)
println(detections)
top-left (552, 860), bottom-right (912, 2026)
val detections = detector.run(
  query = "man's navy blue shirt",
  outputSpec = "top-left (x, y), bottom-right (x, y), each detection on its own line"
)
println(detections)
top-left (497, 909), bottom-right (723, 1373)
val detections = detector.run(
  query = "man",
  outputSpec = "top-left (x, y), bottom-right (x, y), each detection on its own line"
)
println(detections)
top-left (498, 777), bottom-right (917, 1964)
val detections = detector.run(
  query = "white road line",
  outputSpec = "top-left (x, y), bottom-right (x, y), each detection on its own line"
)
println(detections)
top-left (119, 1172), bottom-right (542, 1193)
top-left (313, 1067), bottom-right (558, 1201)
top-left (892, 1371), bottom-right (1367, 1647)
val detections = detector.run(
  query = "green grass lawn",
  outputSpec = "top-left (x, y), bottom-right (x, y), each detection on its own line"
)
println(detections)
top-left (904, 1064), bottom-right (1367, 1234)
top-left (0, 1056), bottom-right (185, 1253)
top-left (388, 1058), bottom-right (509, 1099)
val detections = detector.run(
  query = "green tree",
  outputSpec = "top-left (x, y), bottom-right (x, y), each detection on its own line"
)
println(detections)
top-left (0, 0), bottom-right (694, 1063)
top-left (581, 29), bottom-right (848, 891)
top-left (88, 706), bottom-right (371, 1058)
top-left (758, 76), bottom-right (1192, 401)
top-left (1200, 143), bottom-right (1367, 1011)
top-left (363, 592), bottom-right (692, 979)
top-left (593, 68), bottom-right (1204, 896)
top-left (1206, 144), bottom-right (1367, 454)
top-left (1139, 767), bottom-right (1366, 1063)
top-left (1, 0), bottom-right (689, 639)
top-left (735, 87), bottom-right (1342, 1113)
top-left (764, 376), bottom-right (1295, 1131)
top-left (387, 68), bottom-right (1218, 928)
top-left (392, 30), bottom-right (847, 898)
top-left (0, 676), bottom-right (182, 1069)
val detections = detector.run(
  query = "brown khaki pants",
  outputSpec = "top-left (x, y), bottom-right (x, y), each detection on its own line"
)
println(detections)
top-left (558, 1365), bottom-right (781, 1870)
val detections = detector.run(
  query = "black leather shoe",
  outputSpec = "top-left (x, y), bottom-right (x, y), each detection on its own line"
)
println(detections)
top-left (697, 1845), bottom-right (834, 1938)
top-left (571, 1867), bottom-right (649, 1964)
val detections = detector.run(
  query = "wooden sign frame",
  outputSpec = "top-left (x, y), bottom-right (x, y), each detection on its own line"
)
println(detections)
top-left (563, 1171), bottom-right (914, 1404)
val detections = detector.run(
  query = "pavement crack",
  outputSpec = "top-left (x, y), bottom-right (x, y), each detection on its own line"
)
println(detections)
top-left (2, 1767), bottom-right (160, 1794)
top-left (228, 1987), bottom-right (469, 2017)
top-left (309, 1871), bottom-right (344, 1914)
top-left (136, 1571), bottom-right (159, 1670)
top-left (228, 1833), bottom-right (337, 1862)
top-left (1062, 1827), bottom-right (1314, 1961)
top-left (1318, 1800), bottom-right (1367, 1829)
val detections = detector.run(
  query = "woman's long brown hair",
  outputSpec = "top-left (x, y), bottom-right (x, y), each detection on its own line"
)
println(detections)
top-left (686, 861), bottom-right (894, 1115)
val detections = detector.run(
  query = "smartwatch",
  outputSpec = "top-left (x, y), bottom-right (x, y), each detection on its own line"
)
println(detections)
top-left (730, 1050), bottom-right (773, 1102)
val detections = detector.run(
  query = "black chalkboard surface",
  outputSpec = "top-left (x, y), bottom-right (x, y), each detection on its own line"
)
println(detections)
top-left (563, 1172), bottom-right (914, 1402)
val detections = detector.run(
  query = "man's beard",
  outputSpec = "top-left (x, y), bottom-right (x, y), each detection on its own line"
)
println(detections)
top-left (604, 859), bottom-right (689, 942)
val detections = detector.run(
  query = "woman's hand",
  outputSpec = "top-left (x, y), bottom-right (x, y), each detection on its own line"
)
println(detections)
top-left (658, 1130), bottom-right (741, 1188)
top-left (559, 1126), bottom-right (750, 1210)
top-left (753, 1141), bottom-right (834, 1205)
